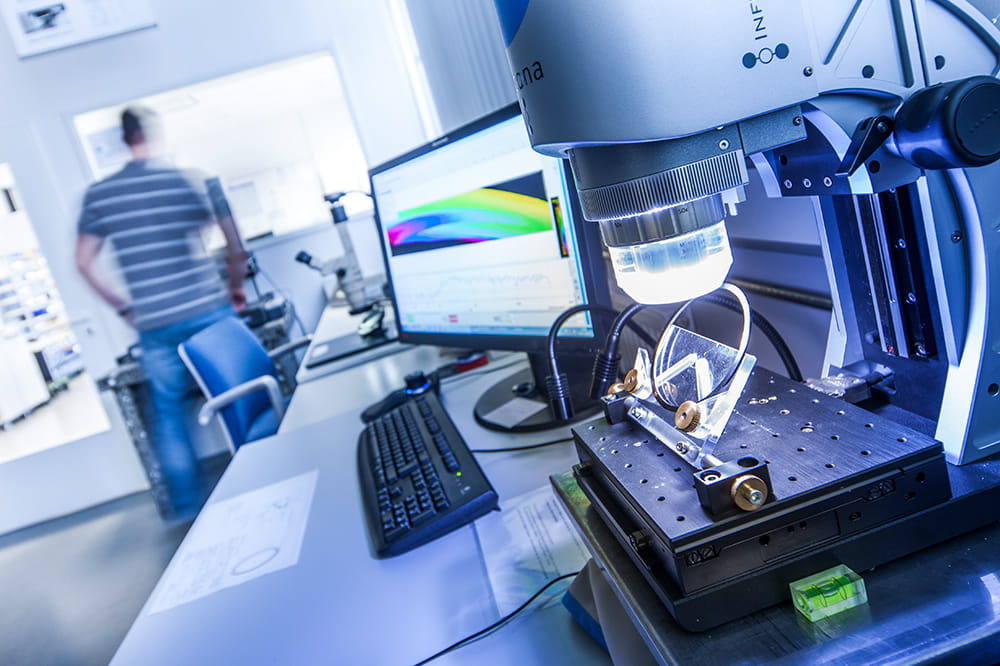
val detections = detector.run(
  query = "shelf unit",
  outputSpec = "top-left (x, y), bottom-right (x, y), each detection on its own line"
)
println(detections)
top-left (0, 250), bottom-right (83, 397)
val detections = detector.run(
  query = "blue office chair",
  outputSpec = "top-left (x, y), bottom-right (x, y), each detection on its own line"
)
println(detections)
top-left (179, 316), bottom-right (311, 451)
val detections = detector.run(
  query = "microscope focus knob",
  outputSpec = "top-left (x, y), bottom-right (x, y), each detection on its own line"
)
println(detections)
top-left (894, 75), bottom-right (1000, 169)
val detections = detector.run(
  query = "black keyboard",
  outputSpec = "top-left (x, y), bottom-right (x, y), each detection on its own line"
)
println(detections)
top-left (357, 391), bottom-right (499, 557)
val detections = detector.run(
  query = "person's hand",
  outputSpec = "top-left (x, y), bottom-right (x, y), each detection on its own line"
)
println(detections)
top-left (230, 286), bottom-right (247, 312)
top-left (116, 304), bottom-right (135, 327)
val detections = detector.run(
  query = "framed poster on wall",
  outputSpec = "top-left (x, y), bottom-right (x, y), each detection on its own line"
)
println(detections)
top-left (0, 0), bottom-right (155, 58)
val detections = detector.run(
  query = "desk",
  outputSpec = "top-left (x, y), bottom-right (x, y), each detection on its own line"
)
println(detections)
top-left (295, 304), bottom-right (408, 386)
top-left (112, 350), bottom-right (611, 665)
top-left (113, 333), bottom-right (1000, 664)
top-left (553, 471), bottom-right (1000, 664)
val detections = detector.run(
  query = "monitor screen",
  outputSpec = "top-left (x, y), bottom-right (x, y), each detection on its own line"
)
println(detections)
top-left (369, 104), bottom-right (609, 355)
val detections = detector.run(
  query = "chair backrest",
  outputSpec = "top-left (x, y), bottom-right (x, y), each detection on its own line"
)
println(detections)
top-left (179, 316), bottom-right (277, 449)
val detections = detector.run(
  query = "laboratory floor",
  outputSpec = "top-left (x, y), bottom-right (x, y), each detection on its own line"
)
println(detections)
top-left (0, 456), bottom-right (228, 665)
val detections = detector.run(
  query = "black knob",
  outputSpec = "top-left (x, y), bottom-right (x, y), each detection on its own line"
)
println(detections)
top-left (894, 75), bottom-right (1000, 169)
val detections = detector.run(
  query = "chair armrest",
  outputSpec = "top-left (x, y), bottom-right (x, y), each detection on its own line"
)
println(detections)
top-left (267, 335), bottom-right (313, 361)
top-left (197, 375), bottom-right (285, 426)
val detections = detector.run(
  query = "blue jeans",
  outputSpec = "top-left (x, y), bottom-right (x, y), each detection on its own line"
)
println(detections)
top-left (139, 305), bottom-right (234, 510)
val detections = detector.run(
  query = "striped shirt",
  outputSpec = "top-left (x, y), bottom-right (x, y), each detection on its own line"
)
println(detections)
top-left (78, 160), bottom-right (229, 331)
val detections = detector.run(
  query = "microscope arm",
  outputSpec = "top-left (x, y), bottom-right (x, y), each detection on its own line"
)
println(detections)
top-left (294, 250), bottom-right (370, 314)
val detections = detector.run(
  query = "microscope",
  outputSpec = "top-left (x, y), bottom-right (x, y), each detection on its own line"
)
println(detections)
top-left (296, 192), bottom-right (385, 337)
top-left (497, 1), bottom-right (1000, 629)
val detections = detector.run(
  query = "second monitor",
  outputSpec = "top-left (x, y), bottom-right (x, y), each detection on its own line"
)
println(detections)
top-left (369, 103), bottom-right (612, 431)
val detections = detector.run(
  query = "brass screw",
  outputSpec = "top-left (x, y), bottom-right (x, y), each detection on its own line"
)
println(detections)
top-left (674, 400), bottom-right (701, 432)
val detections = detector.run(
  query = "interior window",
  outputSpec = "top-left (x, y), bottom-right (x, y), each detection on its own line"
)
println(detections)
top-left (72, 52), bottom-right (371, 245)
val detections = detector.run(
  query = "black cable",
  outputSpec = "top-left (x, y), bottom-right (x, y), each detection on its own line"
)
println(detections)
top-left (545, 304), bottom-right (621, 421)
top-left (545, 305), bottom-right (618, 375)
top-left (605, 303), bottom-right (648, 352)
top-left (470, 436), bottom-right (573, 454)
top-left (412, 571), bottom-right (579, 666)
top-left (728, 276), bottom-right (833, 311)
top-left (546, 304), bottom-right (661, 418)
top-left (591, 303), bottom-right (664, 400)
top-left (545, 304), bottom-right (657, 372)
top-left (701, 292), bottom-right (803, 382)
top-left (626, 316), bottom-right (659, 350)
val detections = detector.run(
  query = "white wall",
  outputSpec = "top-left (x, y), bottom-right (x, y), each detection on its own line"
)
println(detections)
top-left (0, 0), bottom-right (427, 533)
top-left (405, 0), bottom-right (514, 133)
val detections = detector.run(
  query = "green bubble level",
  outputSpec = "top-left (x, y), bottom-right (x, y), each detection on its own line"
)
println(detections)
top-left (789, 564), bottom-right (868, 622)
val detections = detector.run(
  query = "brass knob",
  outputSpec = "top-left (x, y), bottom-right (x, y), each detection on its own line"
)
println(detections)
top-left (731, 475), bottom-right (768, 511)
top-left (606, 382), bottom-right (627, 397)
top-left (674, 400), bottom-right (701, 432)
top-left (623, 369), bottom-right (640, 393)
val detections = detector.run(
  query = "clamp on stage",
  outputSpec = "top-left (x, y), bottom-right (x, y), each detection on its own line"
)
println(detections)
top-left (600, 283), bottom-right (771, 519)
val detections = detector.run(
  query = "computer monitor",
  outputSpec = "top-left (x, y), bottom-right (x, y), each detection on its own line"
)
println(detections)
top-left (369, 104), bottom-right (612, 431)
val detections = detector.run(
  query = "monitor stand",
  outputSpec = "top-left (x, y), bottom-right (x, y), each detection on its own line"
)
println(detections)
top-left (474, 351), bottom-right (601, 433)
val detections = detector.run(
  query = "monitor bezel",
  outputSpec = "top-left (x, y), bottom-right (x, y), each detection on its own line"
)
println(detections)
top-left (368, 103), bottom-right (612, 356)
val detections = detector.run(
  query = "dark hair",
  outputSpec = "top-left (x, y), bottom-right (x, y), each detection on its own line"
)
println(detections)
top-left (121, 107), bottom-right (150, 146)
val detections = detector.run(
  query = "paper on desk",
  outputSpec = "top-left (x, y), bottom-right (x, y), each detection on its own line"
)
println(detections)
top-left (148, 470), bottom-right (318, 615)
top-left (475, 485), bottom-right (591, 616)
top-left (481, 396), bottom-right (548, 429)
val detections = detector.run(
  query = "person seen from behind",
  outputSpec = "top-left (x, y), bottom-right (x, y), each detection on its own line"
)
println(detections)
top-left (75, 106), bottom-right (248, 518)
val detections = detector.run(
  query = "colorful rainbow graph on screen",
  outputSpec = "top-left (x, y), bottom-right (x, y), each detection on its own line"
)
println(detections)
top-left (387, 172), bottom-right (551, 256)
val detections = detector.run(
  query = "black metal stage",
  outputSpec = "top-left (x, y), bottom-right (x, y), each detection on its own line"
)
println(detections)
top-left (571, 370), bottom-right (1000, 630)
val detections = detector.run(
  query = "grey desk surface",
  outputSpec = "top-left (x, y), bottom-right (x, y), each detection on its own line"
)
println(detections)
top-left (112, 343), bottom-right (611, 665)
top-left (117, 307), bottom-right (1000, 665)
top-left (294, 304), bottom-right (409, 386)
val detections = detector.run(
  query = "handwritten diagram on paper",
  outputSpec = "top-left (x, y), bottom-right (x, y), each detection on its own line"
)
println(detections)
top-left (148, 470), bottom-right (318, 615)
